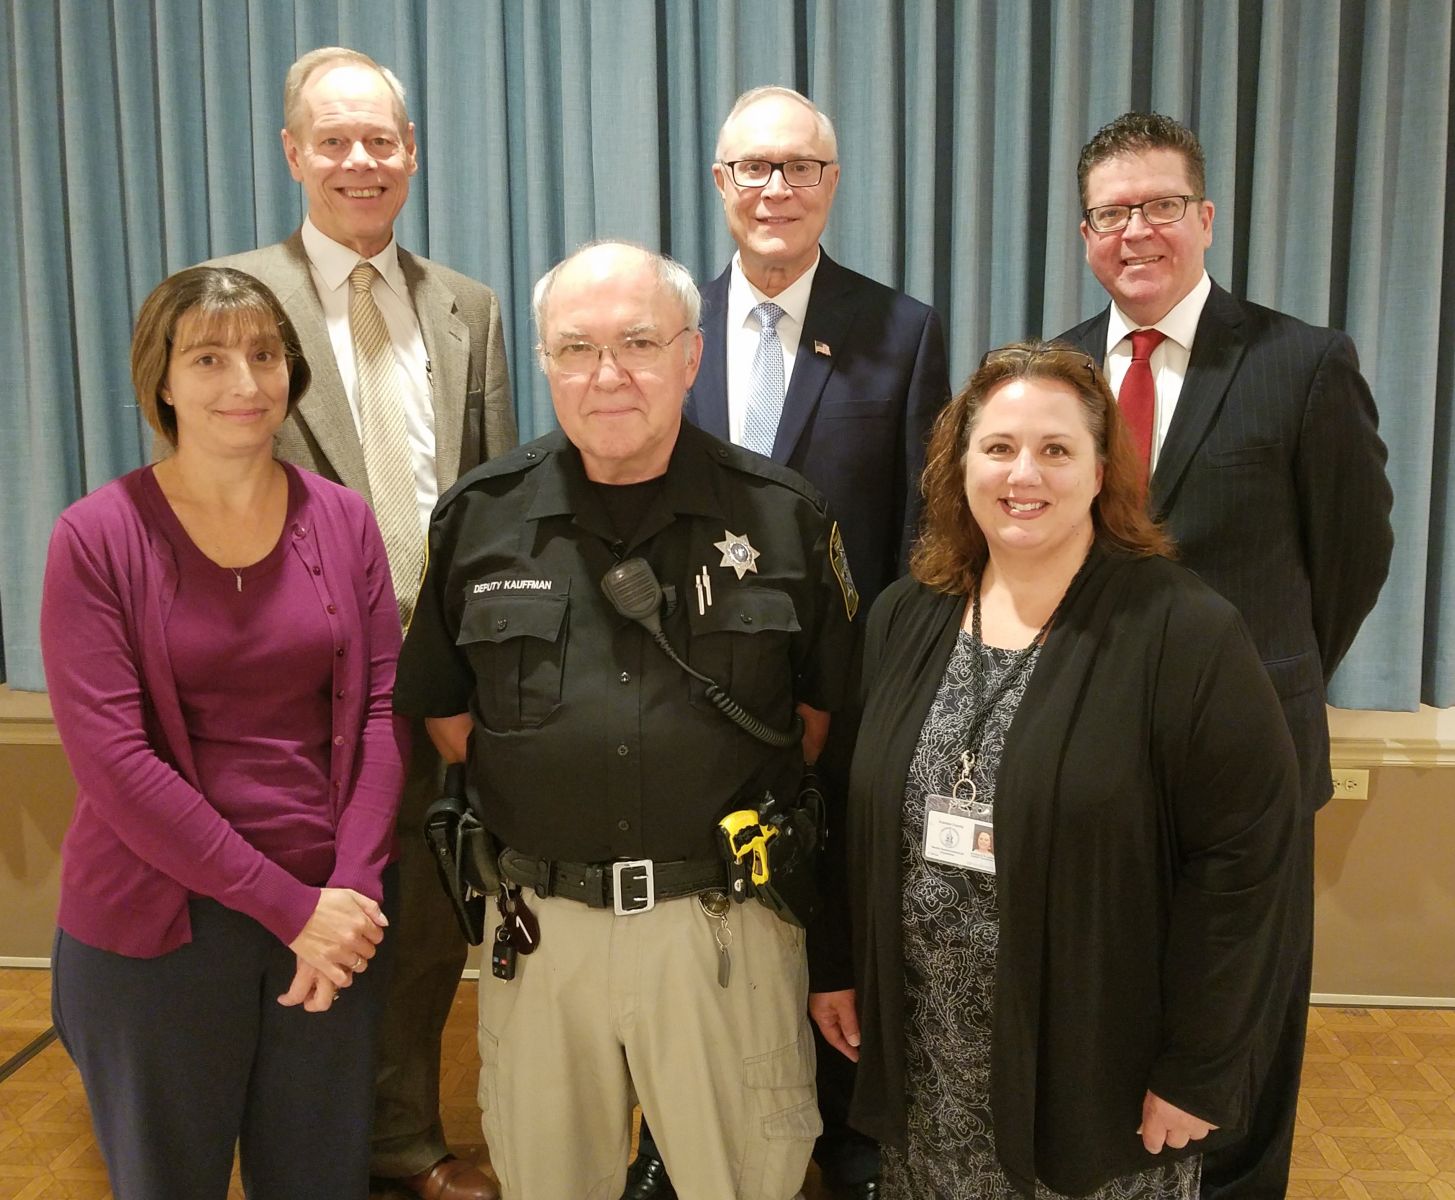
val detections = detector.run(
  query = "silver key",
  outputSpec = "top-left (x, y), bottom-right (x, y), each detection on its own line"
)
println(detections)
top-left (699, 891), bottom-right (732, 989)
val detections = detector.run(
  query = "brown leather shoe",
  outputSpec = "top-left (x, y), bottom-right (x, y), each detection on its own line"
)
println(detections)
top-left (394, 1155), bottom-right (500, 1200)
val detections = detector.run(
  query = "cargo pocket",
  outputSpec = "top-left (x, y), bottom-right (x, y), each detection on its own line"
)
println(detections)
top-left (738, 1026), bottom-right (821, 1199)
top-left (687, 587), bottom-right (801, 716)
top-left (476, 1025), bottom-right (513, 1195)
top-left (477, 1025), bottom-right (499, 1118)
top-left (456, 591), bottom-right (568, 730)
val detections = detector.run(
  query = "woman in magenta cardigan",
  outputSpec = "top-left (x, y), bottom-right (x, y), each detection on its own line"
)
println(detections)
top-left (40, 266), bottom-right (409, 1199)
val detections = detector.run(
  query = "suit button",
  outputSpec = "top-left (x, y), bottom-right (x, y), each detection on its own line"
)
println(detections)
top-left (619, 672), bottom-right (630, 684)
top-left (617, 744), bottom-right (629, 757)
top-left (496, 618), bottom-right (508, 630)
top-left (617, 819), bottom-right (631, 832)
top-left (740, 613), bottom-right (753, 625)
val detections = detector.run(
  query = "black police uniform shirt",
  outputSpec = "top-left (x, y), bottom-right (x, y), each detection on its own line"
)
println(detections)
top-left (394, 419), bottom-right (858, 865)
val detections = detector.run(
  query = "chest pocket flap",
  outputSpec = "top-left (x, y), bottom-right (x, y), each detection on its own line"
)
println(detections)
top-left (459, 592), bottom-right (568, 645)
top-left (692, 586), bottom-right (801, 637)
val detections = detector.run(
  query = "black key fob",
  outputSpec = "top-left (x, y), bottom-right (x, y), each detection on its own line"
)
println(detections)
top-left (490, 924), bottom-right (517, 980)
top-left (498, 885), bottom-right (541, 956)
top-left (509, 900), bottom-right (541, 956)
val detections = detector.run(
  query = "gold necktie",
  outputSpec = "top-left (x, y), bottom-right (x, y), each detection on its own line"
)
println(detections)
top-left (348, 262), bottom-right (422, 625)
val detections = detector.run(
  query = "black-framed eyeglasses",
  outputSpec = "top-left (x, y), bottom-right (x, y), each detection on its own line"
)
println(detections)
top-left (719, 159), bottom-right (835, 188)
top-left (1083, 194), bottom-right (1201, 233)
top-left (540, 327), bottom-right (695, 376)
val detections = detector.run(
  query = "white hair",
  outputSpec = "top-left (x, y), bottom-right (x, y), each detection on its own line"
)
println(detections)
top-left (714, 85), bottom-right (838, 162)
top-left (531, 241), bottom-right (702, 371)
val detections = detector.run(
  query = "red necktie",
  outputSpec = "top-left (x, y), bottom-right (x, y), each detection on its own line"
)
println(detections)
top-left (1119, 328), bottom-right (1167, 481)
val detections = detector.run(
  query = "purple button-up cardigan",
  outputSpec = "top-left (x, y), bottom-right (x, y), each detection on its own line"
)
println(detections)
top-left (40, 464), bottom-right (409, 958)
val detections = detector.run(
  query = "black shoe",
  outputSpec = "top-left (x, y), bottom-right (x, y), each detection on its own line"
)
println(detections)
top-left (621, 1153), bottom-right (677, 1200)
top-left (826, 1180), bottom-right (880, 1199)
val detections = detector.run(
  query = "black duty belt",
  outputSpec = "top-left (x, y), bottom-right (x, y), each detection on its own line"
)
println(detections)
top-left (498, 848), bottom-right (728, 915)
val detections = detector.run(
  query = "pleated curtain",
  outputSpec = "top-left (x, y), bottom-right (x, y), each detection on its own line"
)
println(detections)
top-left (0, 0), bottom-right (1449, 707)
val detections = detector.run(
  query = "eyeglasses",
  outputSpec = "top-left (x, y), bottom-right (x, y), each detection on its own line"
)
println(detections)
top-left (1082, 194), bottom-right (1200, 234)
top-left (719, 159), bottom-right (834, 188)
top-left (540, 327), bottom-right (695, 376)
top-left (977, 345), bottom-right (1099, 378)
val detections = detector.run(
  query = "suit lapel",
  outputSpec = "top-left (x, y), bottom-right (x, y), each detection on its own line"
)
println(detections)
top-left (772, 252), bottom-right (860, 464)
top-left (274, 233), bottom-right (371, 496)
top-left (1149, 283), bottom-right (1247, 515)
top-left (689, 267), bottom-right (731, 438)
top-left (1063, 309), bottom-right (1109, 360)
top-left (400, 251), bottom-right (469, 492)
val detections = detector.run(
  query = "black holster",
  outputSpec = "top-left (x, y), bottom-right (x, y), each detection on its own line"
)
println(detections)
top-left (423, 763), bottom-right (499, 945)
top-left (750, 770), bottom-right (825, 929)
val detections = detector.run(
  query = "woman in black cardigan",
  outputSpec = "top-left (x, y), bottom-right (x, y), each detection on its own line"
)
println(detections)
top-left (808, 343), bottom-right (1299, 1198)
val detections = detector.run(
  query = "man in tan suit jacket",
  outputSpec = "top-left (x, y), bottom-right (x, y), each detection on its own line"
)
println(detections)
top-left (211, 46), bottom-right (514, 1200)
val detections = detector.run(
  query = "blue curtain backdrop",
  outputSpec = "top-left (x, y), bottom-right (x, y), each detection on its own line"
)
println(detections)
top-left (1, 0), bottom-right (1450, 708)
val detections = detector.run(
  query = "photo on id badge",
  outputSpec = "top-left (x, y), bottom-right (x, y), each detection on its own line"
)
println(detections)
top-left (923, 794), bottom-right (996, 874)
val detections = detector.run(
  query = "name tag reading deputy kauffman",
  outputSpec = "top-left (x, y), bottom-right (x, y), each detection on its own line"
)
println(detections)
top-left (473, 578), bottom-right (554, 594)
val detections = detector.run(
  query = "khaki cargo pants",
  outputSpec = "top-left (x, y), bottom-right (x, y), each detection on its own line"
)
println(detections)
top-left (477, 890), bottom-right (819, 1200)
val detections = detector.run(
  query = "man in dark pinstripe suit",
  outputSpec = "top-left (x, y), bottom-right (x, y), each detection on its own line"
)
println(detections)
top-left (1057, 112), bottom-right (1394, 1199)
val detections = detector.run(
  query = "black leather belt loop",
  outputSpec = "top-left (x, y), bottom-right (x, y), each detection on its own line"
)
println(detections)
top-left (498, 848), bottom-right (727, 914)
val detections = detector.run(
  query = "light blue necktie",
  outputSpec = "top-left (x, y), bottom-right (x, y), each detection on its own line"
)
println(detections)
top-left (740, 302), bottom-right (786, 455)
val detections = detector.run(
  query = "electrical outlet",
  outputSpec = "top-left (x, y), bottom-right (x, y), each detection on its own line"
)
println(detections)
top-left (1330, 768), bottom-right (1370, 799)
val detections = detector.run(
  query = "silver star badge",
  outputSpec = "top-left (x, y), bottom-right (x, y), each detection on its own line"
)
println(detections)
top-left (713, 530), bottom-right (761, 580)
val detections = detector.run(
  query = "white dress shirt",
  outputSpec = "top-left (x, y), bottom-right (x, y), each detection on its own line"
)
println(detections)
top-left (1102, 271), bottom-right (1212, 470)
top-left (300, 217), bottom-right (437, 531)
top-left (724, 251), bottom-right (822, 446)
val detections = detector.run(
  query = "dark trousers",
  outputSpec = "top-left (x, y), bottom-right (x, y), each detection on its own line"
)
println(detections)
top-left (369, 733), bottom-right (472, 1178)
top-left (637, 1023), bottom-right (879, 1186)
top-left (52, 874), bottom-right (395, 1200)
top-left (1201, 813), bottom-right (1314, 1199)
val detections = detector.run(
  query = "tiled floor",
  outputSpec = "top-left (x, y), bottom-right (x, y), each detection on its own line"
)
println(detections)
top-left (1291, 1007), bottom-right (1455, 1198)
top-left (2, 968), bottom-right (1453, 1198)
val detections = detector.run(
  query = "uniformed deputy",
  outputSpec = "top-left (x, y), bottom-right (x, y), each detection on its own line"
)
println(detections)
top-left (394, 241), bottom-right (857, 1200)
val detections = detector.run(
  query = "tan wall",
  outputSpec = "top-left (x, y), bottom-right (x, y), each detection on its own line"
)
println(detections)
top-left (1313, 765), bottom-right (1455, 1000)
top-left (3, 691), bottom-right (1450, 998)
top-left (2, 741), bottom-right (71, 960)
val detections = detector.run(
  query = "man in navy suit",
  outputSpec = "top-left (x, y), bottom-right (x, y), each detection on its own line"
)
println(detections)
top-left (1057, 112), bottom-right (1394, 1198)
top-left (624, 85), bottom-right (949, 1200)
top-left (686, 86), bottom-right (950, 614)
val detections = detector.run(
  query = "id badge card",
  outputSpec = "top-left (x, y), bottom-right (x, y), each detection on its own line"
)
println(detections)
top-left (923, 793), bottom-right (996, 874)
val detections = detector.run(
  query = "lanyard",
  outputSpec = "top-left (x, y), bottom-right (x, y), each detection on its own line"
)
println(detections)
top-left (954, 557), bottom-right (1087, 797)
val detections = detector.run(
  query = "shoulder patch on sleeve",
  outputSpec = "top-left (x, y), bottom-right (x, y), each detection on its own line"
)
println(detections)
top-left (829, 521), bottom-right (860, 620)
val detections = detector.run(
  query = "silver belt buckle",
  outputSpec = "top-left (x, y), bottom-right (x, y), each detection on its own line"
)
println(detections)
top-left (612, 859), bottom-right (655, 915)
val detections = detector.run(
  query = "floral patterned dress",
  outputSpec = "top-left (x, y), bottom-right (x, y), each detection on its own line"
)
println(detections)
top-left (880, 629), bottom-right (1199, 1200)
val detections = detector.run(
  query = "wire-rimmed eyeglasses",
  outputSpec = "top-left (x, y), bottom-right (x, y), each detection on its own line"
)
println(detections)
top-left (540, 327), bottom-right (695, 376)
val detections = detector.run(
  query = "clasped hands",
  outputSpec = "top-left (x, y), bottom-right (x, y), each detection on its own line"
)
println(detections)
top-left (808, 989), bottom-right (1219, 1154)
top-left (278, 887), bottom-right (388, 1013)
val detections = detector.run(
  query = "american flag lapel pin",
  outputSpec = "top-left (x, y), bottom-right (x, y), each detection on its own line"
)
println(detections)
top-left (813, 340), bottom-right (832, 356)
